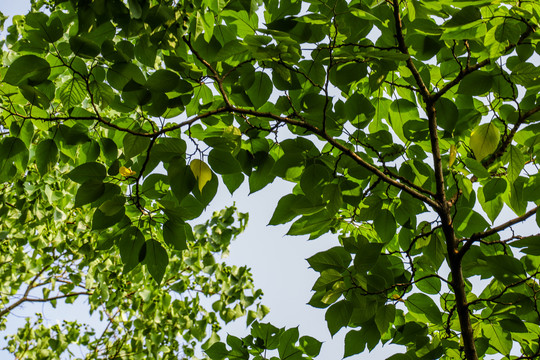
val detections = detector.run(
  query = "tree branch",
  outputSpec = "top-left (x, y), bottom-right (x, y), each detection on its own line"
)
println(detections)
top-left (458, 206), bottom-right (539, 258)
top-left (228, 106), bottom-right (441, 211)
top-left (391, 2), bottom-right (477, 359)
top-left (431, 26), bottom-right (536, 103)
top-left (0, 266), bottom-right (50, 317)
top-left (391, 0), bottom-right (431, 100)
top-left (483, 105), bottom-right (540, 167)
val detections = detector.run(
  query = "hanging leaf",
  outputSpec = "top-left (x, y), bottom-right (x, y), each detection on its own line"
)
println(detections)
top-left (35, 139), bottom-right (58, 176)
top-left (507, 145), bottom-right (525, 183)
top-left (163, 220), bottom-right (192, 251)
top-left (145, 240), bottom-right (169, 284)
top-left (190, 159), bottom-right (212, 191)
top-left (448, 144), bottom-right (457, 167)
top-left (118, 227), bottom-right (146, 272)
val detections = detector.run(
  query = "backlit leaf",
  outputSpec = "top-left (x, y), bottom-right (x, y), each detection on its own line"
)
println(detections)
top-left (190, 159), bottom-right (213, 192)
top-left (469, 123), bottom-right (500, 160)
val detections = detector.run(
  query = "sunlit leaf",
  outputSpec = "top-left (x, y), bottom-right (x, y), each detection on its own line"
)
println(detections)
top-left (469, 123), bottom-right (500, 160)
top-left (190, 159), bottom-right (213, 192)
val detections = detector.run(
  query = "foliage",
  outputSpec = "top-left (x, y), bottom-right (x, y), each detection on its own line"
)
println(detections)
top-left (1, 0), bottom-right (540, 359)
top-left (0, 162), bottom-right (266, 359)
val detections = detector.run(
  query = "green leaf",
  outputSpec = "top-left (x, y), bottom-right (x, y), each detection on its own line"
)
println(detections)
top-left (4, 55), bottom-right (51, 86)
top-left (208, 149), bottom-right (242, 174)
top-left (74, 180), bottom-right (105, 207)
top-left (205, 342), bottom-right (229, 360)
top-left (286, 211), bottom-right (332, 236)
top-left (478, 185), bottom-right (504, 223)
top-left (344, 326), bottom-right (380, 358)
top-left (0, 137), bottom-right (28, 179)
top-left (163, 220), bottom-right (192, 251)
top-left (415, 273), bottom-right (441, 295)
top-left (107, 63), bottom-right (146, 90)
top-left (511, 62), bottom-right (540, 86)
top-left (507, 145), bottom-right (525, 183)
top-left (59, 78), bottom-right (87, 109)
top-left (375, 305), bottom-right (395, 335)
top-left (307, 247), bottom-right (352, 272)
top-left (485, 255), bottom-right (525, 285)
top-left (135, 35), bottom-right (157, 67)
top-left (278, 327), bottom-right (300, 359)
top-left (269, 194), bottom-right (300, 225)
top-left (123, 133), bottom-right (151, 159)
top-left (92, 207), bottom-right (125, 230)
top-left (152, 137), bottom-right (187, 162)
top-left (146, 69), bottom-right (180, 92)
top-left (469, 123), bottom-right (500, 160)
top-left (406, 293), bottom-right (442, 324)
top-left (26, 12), bottom-right (63, 43)
top-left (99, 196), bottom-right (125, 216)
top-left (223, 173), bottom-right (244, 194)
top-left (66, 162), bottom-right (107, 183)
top-left (388, 99), bottom-right (420, 143)
top-left (458, 71), bottom-right (493, 96)
top-left (69, 36), bottom-right (101, 58)
top-left (119, 227), bottom-right (146, 272)
top-left (354, 241), bottom-right (383, 272)
top-left (142, 173), bottom-right (169, 199)
top-left (434, 97), bottom-right (459, 133)
top-left (454, 210), bottom-right (489, 238)
top-left (323, 183), bottom-right (343, 215)
top-left (168, 158), bottom-right (196, 202)
top-left (440, 21), bottom-right (486, 40)
top-left (462, 158), bottom-right (490, 179)
top-left (482, 323), bottom-right (512, 355)
top-left (144, 240), bottom-right (169, 284)
top-left (298, 336), bottom-right (322, 357)
top-left (326, 300), bottom-right (353, 336)
top-left (300, 164), bottom-right (331, 198)
top-left (482, 178), bottom-right (507, 202)
top-left (511, 235), bottom-right (540, 255)
top-left (20, 85), bottom-right (50, 109)
top-left (35, 139), bottom-right (58, 176)
top-left (127, 0), bottom-right (143, 18)
top-left (246, 72), bottom-right (272, 108)
top-left (374, 209), bottom-right (396, 243)
top-left (506, 177), bottom-right (527, 216)
top-left (499, 315), bottom-right (528, 333)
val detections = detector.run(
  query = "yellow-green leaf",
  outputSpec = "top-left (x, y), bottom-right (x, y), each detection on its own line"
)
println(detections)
top-left (190, 159), bottom-right (212, 191)
top-left (469, 123), bottom-right (500, 161)
top-left (449, 144), bottom-right (457, 167)
top-left (119, 166), bottom-right (136, 177)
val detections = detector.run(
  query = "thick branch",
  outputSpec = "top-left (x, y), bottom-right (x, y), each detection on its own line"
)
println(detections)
top-left (392, 2), bottom-right (477, 359)
top-left (391, 0), bottom-right (443, 202)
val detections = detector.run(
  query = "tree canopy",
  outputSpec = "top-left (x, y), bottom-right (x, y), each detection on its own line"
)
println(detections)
top-left (1, 0), bottom-right (540, 359)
